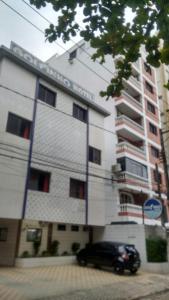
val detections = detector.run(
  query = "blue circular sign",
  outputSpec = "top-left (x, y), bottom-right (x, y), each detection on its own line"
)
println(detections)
top-left (143, 198), bottom-right (162, 219)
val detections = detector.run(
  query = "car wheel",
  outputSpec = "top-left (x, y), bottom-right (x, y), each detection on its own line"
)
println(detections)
top-left (114, 264), bottom-right (124, 275)
top-left (78, 257), bottom-right (87, 267)
top-left (130, 268), bottom-right (138, 274)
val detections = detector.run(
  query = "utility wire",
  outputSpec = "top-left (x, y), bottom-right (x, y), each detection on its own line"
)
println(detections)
top-left (0, 0), bottom-right (111, 85)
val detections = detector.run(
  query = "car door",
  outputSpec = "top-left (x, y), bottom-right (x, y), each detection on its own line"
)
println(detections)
top-left (86, 244), bottom-right (100, 265)
top-left (98, 243), bottom-right (117, 266)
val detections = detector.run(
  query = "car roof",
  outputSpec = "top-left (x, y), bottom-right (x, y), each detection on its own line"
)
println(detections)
top-left (93, 241), bottom-right (134, 247)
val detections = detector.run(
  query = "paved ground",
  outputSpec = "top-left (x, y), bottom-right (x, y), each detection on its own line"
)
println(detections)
top-left (0, 265), bottom-right (169, 300)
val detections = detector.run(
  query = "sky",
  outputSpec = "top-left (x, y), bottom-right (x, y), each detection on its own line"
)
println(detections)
top-left (0, 0), bottom-right (83, 61)
top-left (0, 0), bottom-right (133, 62)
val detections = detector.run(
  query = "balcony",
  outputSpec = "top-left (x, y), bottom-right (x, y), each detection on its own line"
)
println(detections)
top-left (128, 75), bottom-right (141, 90)
top-left (118, 203), bottom-right (161, 225)
top-left (115, 91), bottom-right (142, 115)
top-left (115, 115), bottom-right (144, 142)
top-left (118, 171), bottom-right (149, 191)
top-left (117, 141), bottom-right (146, 160)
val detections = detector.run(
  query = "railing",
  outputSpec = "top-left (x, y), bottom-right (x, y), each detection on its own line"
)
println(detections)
top-left (118, 171), bottom-right (148, 183)
top-left (121, 91), bottom-right (142, 108)
top-left (119, 203), bottom-right (142, 215)
top-left (128, 75), bottom-right (141, 89)
top-left (133, 60), bottom-right (140, 69)
top-left (116, 115), bottom-right (144, 132)
top-left (117, 141), bottom-right (146, 157)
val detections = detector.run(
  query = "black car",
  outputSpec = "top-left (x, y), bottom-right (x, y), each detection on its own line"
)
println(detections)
top-left (77, 241), bottom-right (141, 274)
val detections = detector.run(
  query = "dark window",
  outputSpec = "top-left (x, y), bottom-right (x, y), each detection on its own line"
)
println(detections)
top-left (89, 146), bottom-right (101, 165)
top-left (27, 228), bottom-right (42, 242)
top-left (153, 170), bottom-right (162, 184)
top-left (70, 178), bottom-right (86, 199)
top-left (144, 62), bottom-right (152, 75)
top-left (28, 168), bottom-right (50, 193)
top-left (117, 157), bottom-right (148, 178)
top-left (6, 113), bottom-right (31, 139)
top-left (0, 228), bottom-right (8, 242)
top-left (38, 84), bottom-right (56, 107)
top-left (151, 146), bottom-right (159, 158)
top-left (73, 103), bottom-right (87, 123)
top-left (147, 101), bottom-right (156, 114)
top-left (149, 123), bottom-right (157, 135)
top-left (69, 50), bottom-right (77, 60)
top-left (71, 225), bottom-right (79, 232)
top-left (145, 81), bottom-right (154, 94)
top-left (58, 224), bottom-right (66, 231)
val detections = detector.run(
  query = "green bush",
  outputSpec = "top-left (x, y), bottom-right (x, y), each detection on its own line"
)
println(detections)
top-left (41, 250), bottom-right (50, 257)
top-left (49, 240), bottom-right (60, 256)
top-left (71, 242), bottom-right (80, 254)
top-left (146, 238), bottom-right (167, 262)
top-left (21, 251), bottom-right (30, 258)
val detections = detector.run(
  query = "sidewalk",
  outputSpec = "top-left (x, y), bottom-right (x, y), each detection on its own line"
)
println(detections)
top-left (0, 265), bottom-right (169, 300)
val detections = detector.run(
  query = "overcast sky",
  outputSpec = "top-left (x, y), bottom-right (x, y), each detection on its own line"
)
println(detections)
top-left (0, 0), bottom-right (83, 61)
top-left (0, 0), bottom-right (132, 62)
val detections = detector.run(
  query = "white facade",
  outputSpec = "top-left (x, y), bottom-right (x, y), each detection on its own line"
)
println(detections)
top-left (48, 40), bottom-right (169, 224)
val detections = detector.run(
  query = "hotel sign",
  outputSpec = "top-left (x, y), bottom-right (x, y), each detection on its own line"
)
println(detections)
top-left (10, 42), bottom-right (94, 102)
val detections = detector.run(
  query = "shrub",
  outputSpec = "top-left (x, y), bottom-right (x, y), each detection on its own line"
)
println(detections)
top-left (146, 238), bottom-right (167, 262)
top-left (71, 242), bottom-right (80, 254)
top-left (41, 250), bottom-right (50, 257)
top-left (21, 251), bottom-right (30, 258)
top-left (49, 240), bottom-right (60, 256)
top-left (62, 251), bottom-right (70, 256)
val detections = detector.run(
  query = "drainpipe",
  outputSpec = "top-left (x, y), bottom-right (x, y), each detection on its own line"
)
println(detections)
top-left (22, 77), bottom-right (39, 219)
top-left (85, 106), bottom-right (89, 226)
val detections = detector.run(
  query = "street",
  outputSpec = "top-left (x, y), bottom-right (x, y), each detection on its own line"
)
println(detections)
top-left (1, 265), bottom-right (169, 300)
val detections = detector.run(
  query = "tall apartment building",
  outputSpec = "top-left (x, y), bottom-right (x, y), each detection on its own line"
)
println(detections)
top-left (48, 41), bottom-right (169, 225)
top-left (0, 42), bottom-right (117, 266)
top-left (157, 64), bottom-right (169, 168)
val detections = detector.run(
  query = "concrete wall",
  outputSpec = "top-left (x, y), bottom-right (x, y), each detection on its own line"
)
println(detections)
top-left (0, 219), bottom-right (19, 266)
top-left (18, 220), bottom-right (89, 257)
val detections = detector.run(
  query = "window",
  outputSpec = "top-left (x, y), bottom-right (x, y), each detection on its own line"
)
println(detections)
top-left (0, 228), bottom-right (8, 242)
top-left (89, 146), bottom-right (101, 165)
top-left (151, 146), bottom-right (159, 158)
top-left (6, 113), bottom-right (31, 139)
top-left (28, 168), bottom-right (50, 193)
top-left (71, 225), bottom-right (79, 232)
top-left (70, 178), bottom-right (86, 199)
top-left (153, 170), bottom-right (162, 184)
top-left (27, 228), bottom-right (42, 242)
top-left (120, 193), bottom-right (133, 204)
top-left (38, 84), bottom-right (56, 107)
top-left (147, 101), bottom-right (156, 114)
top-left (149, 123), bottom-right (157, 135)
top-left (73, 103), bottom-right (87, 123)
top-left (144, 62), bottom-right (152, 75)
top-left (117, 157), bottom-right (148, 178)
top-left (57, 224), bottom-right (66, 231)
top-left (69, 49), bottom-right (77, 60)
top-left (145, 81), bottom-right (154, 94)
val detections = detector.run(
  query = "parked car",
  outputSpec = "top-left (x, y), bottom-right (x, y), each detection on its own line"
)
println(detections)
top-left (76, 241), bottom-right (141, 274)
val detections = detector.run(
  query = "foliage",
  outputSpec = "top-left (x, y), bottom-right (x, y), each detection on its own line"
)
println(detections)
top-left (61, 251), bottom-right (70, 256)
top-left (30, 0), bottom-right (169, 98)
top-left (33, 240), bottom-right (41, 256)
top-left (41, 250), bottom-right (50, 257)
top-left (21, 251), bottom-right (31, 258)
top-left (49, 240), bottom-right (60, 256)
top-left (146, 238), bottom-right (167, 262)
top-left (71, 242), bottom-right (80, 254)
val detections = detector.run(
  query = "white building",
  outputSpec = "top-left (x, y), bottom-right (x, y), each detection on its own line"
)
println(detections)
top-left (48, 41), bottom-right (169, 225)
top-left (0, 42), bottom-right (117, 266)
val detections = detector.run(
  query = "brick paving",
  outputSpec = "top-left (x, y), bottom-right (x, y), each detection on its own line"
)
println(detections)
top-left (0, 265), bottom-right (169, 300)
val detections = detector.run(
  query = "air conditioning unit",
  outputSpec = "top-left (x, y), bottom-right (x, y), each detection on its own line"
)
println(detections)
top-left (112, 163), bottom-right (122, 173)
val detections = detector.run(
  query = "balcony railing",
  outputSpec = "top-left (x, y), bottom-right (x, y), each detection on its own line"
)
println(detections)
top-left (117, 142), bottom-right (146, 158)
top-left (128, 75), bottom-right (141, 89)
top-left (121, 91), bottom-right (142, 108)
top-left (119, 203), bottom-right (142, 215)
top-left (116, 115), bottom-right (144, 133)
top-left (118, 203), bottom-right (161, 225)
top-left (133, 60), bottom-right (140, 69)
